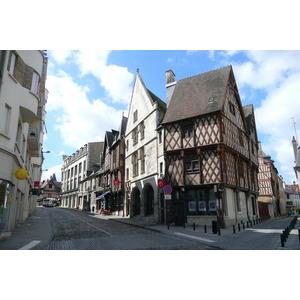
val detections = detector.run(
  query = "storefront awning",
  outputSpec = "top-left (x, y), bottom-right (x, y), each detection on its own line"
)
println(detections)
top-left (96, 192), bottom-right (110, 200)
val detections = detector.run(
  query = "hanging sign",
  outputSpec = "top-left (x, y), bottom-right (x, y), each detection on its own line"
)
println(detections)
top-left (14, 169), bottom-right (28, 180)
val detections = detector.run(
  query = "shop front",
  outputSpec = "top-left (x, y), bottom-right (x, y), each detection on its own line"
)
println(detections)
top-left (166, 186), bottom-right (218, 227)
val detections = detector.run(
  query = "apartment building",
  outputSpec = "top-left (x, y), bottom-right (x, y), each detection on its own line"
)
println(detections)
top-left (60, 142), bottom-right (103, 210)
top-left (0, 50), bottom-right (48, 237)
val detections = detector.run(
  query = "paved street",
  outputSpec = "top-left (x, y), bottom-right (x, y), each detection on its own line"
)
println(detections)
top-left (0, 206), bottom-right (299, 250)
top-left (0, 207), bottom-right (217, 250)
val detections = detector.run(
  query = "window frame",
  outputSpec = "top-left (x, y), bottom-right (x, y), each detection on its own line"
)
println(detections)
top-left (185, 152), bottom-right (199, 173)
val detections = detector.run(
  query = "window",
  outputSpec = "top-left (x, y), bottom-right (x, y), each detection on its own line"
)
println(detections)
top-left (140, 147), bottom-right (145, 173)
top-left (229, 101), bottom-right (236, 116)
top-left (159, 131), bottom-right (162, 144)
top-left (238, 159), bottom-right (244, 179)
top-left (185, 153), bottom-right (199, 173)
top-left (132, 128), bottom-right (138, 145)
top-left (182, 123), bottom-right (193, 138)
top-left (31, 72), bottom-right (40, 95)
top-left (1, 104), bottom-right (11, 135)
top-left (49, 184), bottom-right (53, 188)
top-left (139, 121), bottom-right (145, 139)
top-left (238, 129), bottom-right (244, 146)
top-left (236, 191), bottom-right (241, 212)
top-left (132, 151), bottom-right (138, 176)
top-left (126, 168), bottom-right (129, 180)
top-left (133, 110), bottom-right (138, 123)
top-left (15, 122), bottom-right (22, 149)
top-left (187, 189), bottom-right (217, 216)
top-left (9, 52), bottom-right (16, 75)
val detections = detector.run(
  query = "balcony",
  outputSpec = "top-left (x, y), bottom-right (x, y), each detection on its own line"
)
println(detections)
top-left (27, 126), bottom-right (39, 151)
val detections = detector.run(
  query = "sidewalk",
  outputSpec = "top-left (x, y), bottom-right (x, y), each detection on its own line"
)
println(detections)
top-left (0, 207), bottom-right (53, 250)
top-left (1, 206), bottom-right (299, 250)
top-left (96, 213), bottom-right (300, 250)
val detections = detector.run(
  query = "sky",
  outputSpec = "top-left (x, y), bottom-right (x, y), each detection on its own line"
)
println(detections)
top-left (42, 50), bottom-right (300, 184)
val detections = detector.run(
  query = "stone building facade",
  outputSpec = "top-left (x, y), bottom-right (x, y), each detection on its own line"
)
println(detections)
top-left (60, 142), bottom-right (103, 210)
top-left (124, 70), bottom-right (166, 223)
top-left (0, 50), bottom-right (48, 237)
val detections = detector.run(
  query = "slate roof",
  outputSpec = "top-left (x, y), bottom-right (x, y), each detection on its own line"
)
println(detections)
top-left (162, 65), bottom-right (232, 124)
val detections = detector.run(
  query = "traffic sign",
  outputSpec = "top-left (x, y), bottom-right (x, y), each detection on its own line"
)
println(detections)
top-left (163, 185), bottom-right (172, 194)
top-left (158, 179), bottom-right (165, 188)
top-left (164, 194), bottom-right (171, 200)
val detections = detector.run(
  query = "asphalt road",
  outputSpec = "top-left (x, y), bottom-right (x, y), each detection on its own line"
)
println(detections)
top-left (42, 208), bottom-right (219, 250)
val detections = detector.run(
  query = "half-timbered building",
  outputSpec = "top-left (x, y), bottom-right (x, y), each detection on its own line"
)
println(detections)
top-left (109, 115), bottom-right (127, 216)
top-left (125, 69), bottom-right (166, 222)
top-left (257, 142), bottom-right (286, 217)
top-left (162, 66), bottom-right (259, 228)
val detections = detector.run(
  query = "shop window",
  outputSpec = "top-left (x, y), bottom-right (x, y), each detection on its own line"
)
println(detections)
top-left (187, 189), bottom-right (217, 216)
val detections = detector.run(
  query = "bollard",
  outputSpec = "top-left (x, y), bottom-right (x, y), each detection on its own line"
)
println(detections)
top-left (280, 234), bottom-right (285, 247)
top-left (243, 223), bottom-right (245, 230)
top-left (193, 223), bottom-right (195, 231)
top-left (253, 219), bottom-right (255, 226)
top-left (238, 223), bottom-right (241, 231)
top-left (204, 224), bottom-right (207, 233)
top-left (247, 221), bottom-right (249, 228)
top-left (233, 225), bottom-right (236, 234)
top-left (218, 226), bottom-right (221, 236)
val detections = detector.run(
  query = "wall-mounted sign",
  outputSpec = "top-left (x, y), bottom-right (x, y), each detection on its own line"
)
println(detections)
top-left (34, 181), bottom-right (40, 188)
top-left (114, 180), bottom-right (120, 186)
top-left (14, 169), bottom-right (28, 180)
top-left (158, 179), bottom-right (165, 188)
top-left (163, 185), bottom-right (172, 194)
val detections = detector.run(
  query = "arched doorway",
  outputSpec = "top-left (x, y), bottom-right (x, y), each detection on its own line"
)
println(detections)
top-left (132, 188), bottom-right (141, 216)
top-left (145, 185), bottom-right (154, 216)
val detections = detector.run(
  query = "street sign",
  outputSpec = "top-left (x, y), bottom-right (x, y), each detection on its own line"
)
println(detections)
top-left (163, 185), bottom-right (172, 194)
top-left (114, 180), bottom-right (120, 186)
top-left (158, 179), bottom-right (165, 188)
top-left (164, 194), bottom-right (171, 200)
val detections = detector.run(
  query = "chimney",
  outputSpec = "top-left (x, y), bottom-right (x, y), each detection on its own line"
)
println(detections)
top-left (165, 70), bottom-right (176, 106)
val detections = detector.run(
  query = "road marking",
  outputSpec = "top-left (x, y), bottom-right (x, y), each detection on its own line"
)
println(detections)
top-left (175, 232), bottom-right (216, 243)
top-left (18, 240), bottom-right (41, 250)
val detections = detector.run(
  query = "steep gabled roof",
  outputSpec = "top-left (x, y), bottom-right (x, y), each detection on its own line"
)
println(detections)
top-left (162, 66), bottom-right (231, 124)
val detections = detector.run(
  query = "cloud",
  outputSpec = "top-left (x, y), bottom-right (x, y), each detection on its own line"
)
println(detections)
top-left (231, 50), bottom-right (300, 183)
top-left (49, 50), bottom-right (72, 64)
top-left (73, 50), bottom-right (134, 104)
top-left (45, 72), bottom-right (126, 149)
top-left (42, 165), bottom-right (62, 182)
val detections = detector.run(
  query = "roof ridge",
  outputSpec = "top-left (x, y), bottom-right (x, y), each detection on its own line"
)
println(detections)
top-left (178, 65), bottom-right (231, 82)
